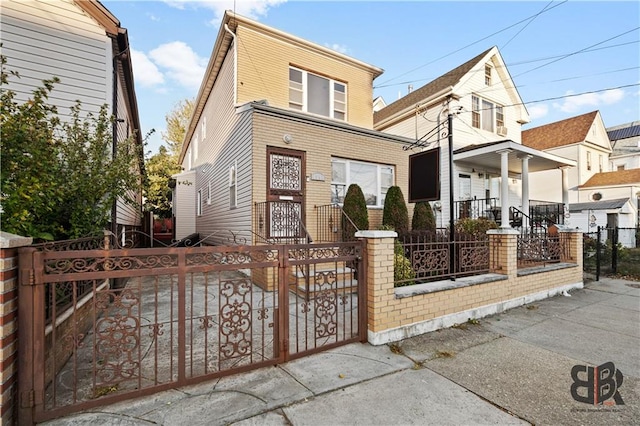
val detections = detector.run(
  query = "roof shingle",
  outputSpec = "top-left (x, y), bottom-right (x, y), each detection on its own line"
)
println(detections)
top-left (522, 111), bottom-right (598, 150)
top-left (373, 47), bottom-right (493, 126)
top-left (580, 168), bottom-right (640, 188)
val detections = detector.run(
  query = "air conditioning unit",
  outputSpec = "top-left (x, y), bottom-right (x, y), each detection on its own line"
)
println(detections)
top-left (497, 126), bottom-right (508, 136)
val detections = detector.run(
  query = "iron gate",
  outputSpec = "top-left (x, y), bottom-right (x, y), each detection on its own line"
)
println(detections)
top-left (18, 241), bottom-right (365, 424)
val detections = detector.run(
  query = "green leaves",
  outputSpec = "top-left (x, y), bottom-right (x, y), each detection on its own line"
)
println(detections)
top-left (0, 55), bottom-right (141, 240)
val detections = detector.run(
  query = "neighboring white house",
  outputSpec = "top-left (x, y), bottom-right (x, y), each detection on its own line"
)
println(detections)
top-left (1, 0), bottom-right (145, 234)
top-left (523, 111), bottom-right (612, 204)
top-left (374, 46), bottom-right (575, 228)
top-left (608, 121), bottom-right (640, 171)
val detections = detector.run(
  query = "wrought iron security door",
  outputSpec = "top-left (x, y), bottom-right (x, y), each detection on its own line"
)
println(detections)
top-left (267, 147), bottom-right (306, 240)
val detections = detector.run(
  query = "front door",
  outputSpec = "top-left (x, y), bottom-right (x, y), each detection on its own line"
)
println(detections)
top-left (267, 147), bottom-right (306, 240)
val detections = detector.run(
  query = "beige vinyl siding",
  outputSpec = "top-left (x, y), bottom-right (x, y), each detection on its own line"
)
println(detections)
top-left (0, 0), bottom-right (110, 119)
top-left (180, 44), bottom-right (253, 244)
top-left (252, 110), bottom-right (413, 236)
top-left (235, 25), bottom-right (376, 129)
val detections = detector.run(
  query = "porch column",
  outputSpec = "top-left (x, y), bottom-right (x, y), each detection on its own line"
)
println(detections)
top-left (519, 154), bottom-right (532, 231)
top-left (497, 149), bottom-right (512, 228)
top-left (560, 166), bottom-right (570, 225)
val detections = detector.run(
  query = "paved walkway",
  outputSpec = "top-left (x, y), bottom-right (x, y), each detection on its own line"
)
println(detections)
top-left (43, 277), bottom-right (639, 425)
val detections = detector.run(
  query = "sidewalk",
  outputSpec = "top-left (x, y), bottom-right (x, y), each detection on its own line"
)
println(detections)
top-left (43, 277), bottom-right (639, 425)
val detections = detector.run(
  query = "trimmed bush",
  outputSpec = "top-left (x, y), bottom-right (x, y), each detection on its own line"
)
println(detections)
top-left (393, 240), bottom-right (416, 286)
top-left (342, 184), bottom-right (368, 240)
top-left (454, 217), bottom-right (498, 238)
top-left (412, 201), bottom-right (436, 232)
top-left (382, 186), bottom-right (409, 234)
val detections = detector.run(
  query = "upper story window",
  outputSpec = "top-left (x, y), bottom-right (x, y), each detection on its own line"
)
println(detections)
top-left (201, 117), bottom-right (206, 140)
top-left (289, 67), bottom-right (346, 120)
top-left (229, 161), bottom-right (237, 209)
top-left (599, 155), bottom-right (603, 173)
top-left (587, 151), bottom-right (592, 171)
top-left (484, 64), bottom-right (492, 86)
top-left (193, 134), bottom-right (199, 161)
top-left (471, 95), bottom-right (504, 133)
top-left (331, 158), bottom-right (394, 208)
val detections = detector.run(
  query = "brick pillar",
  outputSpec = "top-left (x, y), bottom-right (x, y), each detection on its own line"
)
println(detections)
top-left (355, 230), bottom-right (397, 341)
top-left (559, 228), bottom-right (583, 269)
top-left (0, 232), bottom-right (32, 426)
top-left (487, 228), bottom-right (519, 279)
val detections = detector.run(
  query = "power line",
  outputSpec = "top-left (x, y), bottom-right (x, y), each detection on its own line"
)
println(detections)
top-left (501, 0), bottom-right (554, 51)
top-left (375, 0), bottom-right (568, 87)
top-left (513, 27), bottom-right (640, 78)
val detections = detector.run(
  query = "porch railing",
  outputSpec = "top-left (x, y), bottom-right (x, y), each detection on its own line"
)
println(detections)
top-left (517, 232), bottom-right (571, 268)
top-left (454, 198), bottom-right (499, 222)
top-left (314, 203), bottom-right (360, 242)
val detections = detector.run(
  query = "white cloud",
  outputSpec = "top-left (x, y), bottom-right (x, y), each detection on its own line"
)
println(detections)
top-left (527, 104), bottom-right (548, 120)
top-left (324, 43), bottom-right (349, 54)
top-left (147, 13), bottom-right (160, 22)
top-left (164, 0), bottom-right (287, 25)
top-left (130, 49), bottom-right (165, 87)
top-left (555, 89), bottom-right (625, 113)
top-left (148, 41), bottom-right (207, 90)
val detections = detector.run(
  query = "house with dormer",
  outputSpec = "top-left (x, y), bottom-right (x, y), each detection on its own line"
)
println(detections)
top-left (173, 11), bottom-right (415, 243)
top-left (373, 47), bottom-right (574, 229)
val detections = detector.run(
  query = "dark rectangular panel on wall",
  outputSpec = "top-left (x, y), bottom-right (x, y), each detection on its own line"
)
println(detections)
top-left (409, 147), bottom-right (440, 202)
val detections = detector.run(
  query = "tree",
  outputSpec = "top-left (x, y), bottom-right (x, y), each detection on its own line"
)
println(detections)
top-left (342, 184), bottom-right (368, 240)
top-left (412, 201), bottom-right (436, 232)
top-left (0, 55), bottom-right (141, 240)
top-left (382, 186), bottom-right (409, 234)
top-left (143, 99), bottom-right (194, 217)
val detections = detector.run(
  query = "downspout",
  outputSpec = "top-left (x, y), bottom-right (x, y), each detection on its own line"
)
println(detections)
top-left (224, 24), bottom-right (237, 105)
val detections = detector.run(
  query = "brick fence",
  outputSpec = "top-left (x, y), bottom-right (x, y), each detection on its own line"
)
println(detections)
top-left (1, 232), bottom-right (32, 425)
top-left (357, 228), bottom-right (583, 345)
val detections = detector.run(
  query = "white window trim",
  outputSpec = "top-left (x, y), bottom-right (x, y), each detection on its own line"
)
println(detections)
top-left (471, 95), bottom-right (504, 134)
top-left (197, 190), bottom-right (202, 216)
top-left (201, 117), bottom-right (206, 140)
top-left (331, 158), bottom-right (395, 208)
top-left (289, 66), bottom-right (347, 121)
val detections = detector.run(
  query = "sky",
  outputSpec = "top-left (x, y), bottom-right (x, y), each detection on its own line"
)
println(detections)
top-left (101, 0), bottom-right (640, 155)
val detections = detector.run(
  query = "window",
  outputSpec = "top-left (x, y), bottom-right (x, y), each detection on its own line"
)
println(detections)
top-left (207, 181), bottom-right (211, 205)
top-left (599, 155), bottom-right (603, 173)
top-left (193, 135), bottom-right (198, 161)
top-left (484, 64), bottom-right (492, 86)
top-left (471, 95), bottom-right (503, 133)
top-left (587, 151), bottom-right (591, 171)
top-left (201, 117), bottom-right (206, 140)
top-left (618, 165), bottom-right (626, 171)
top-left (331, 158), bottom-right (394, 207)
top-left (197, 190), bottom-right (202, 216)
top-left (289, 66), bottom-right (346, 120)
top-left (229, 162), bottom-right (237, 208)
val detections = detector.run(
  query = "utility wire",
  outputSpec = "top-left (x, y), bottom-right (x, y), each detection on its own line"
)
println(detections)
top-left (375, 0), bottom-right (568, 87)
top-left (501, 0), bottom-right (554, 51)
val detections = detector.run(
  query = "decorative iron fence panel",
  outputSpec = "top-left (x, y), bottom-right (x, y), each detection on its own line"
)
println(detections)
top-left (18, 241), bottom-right (364, 424)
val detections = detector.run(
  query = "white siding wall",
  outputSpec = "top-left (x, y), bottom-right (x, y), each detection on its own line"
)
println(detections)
top-left (1, 0), bottom-right (111, 120)
top-left (174, 172), bottom-right (197, 239)
top-left (529, 145), bottom-right (579, 203)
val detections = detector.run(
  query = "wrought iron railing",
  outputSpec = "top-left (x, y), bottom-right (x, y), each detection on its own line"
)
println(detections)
top-left (254, 201), bottom-right (311, 244)
top-left (454, 198), bottom-right (499, 222)
top-left (395, 230), bottom-right (490, 286)
top-left (517, 232), bottom-right (572, 268)
top-left (314, 203), bottom-right (360, 242)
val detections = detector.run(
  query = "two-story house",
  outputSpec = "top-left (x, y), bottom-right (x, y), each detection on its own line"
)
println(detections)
top-left (1, 0), bottom-right (145, 237)
top-left (523, 111), bottom-right (639, 234)
top-left (174, 11), bottom-right (415, 243)
top-left (608, 121), bottom-right (640, 171)
top-left (374, 47), bottom-right (575, 229)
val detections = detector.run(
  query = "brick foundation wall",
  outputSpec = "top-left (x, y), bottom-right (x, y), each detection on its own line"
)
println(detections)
top-left (358, 229), bottom-right (584, 345)
top-left (0, 233), bottom-right (32, 425)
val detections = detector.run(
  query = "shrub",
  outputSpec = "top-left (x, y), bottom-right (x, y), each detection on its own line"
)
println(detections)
top-left (382, 186), bottom-right (409, 234)
top-left (454, 217), bottom-right (498, 238)
top-left (412, 201), bottom-right (436, 232)
top-left (393, 240), bottom-right (415, 286)
top-left (342, 184), bottom-right (368, 240)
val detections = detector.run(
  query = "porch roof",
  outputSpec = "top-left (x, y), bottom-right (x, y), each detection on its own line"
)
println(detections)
top-left (453, 140), bottom-right (576, 174)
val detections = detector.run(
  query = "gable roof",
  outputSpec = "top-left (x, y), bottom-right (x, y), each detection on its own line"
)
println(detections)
top-left (373, 47), bottom-right (493, 125)
top-left (73, 0), bottom-right (120, 35)
top-left (522, 111), bottom-right (599, 150)
top-left (580, 168), bottom-right (640, 188)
